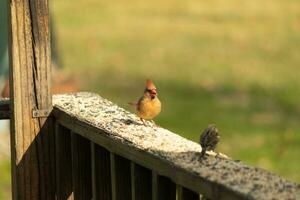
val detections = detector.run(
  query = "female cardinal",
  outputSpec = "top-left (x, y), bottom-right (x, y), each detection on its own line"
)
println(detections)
top-left (130, 79), bottom-right (161, 125)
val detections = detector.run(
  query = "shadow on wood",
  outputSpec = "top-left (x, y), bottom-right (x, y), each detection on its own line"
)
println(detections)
top-left (13, 115), bottom-right (56, 199)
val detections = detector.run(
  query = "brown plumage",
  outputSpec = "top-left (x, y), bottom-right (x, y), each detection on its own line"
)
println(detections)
top-left (130, 79), bottom-right (161, 125)
top-left (199, 124), bottom-right (220, 159)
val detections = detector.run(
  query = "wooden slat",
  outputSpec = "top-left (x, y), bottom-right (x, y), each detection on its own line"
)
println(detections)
top-left (91, 143), bottom-right (96, 200)
top-left (71, 132), bottom-right (92, 200)
top-left (110, 153), bottom-right (117, 200)
top-left (199, 195), bottom-right (211, 200)
top-left (157, 175), bottom-right (176, 200)
top-left (91, 143), bottom-right (111, 200)
top-left (37, 115), bottom-right (56, 200)
top-left (8, 0), bottom-right (53, 199)
top-left (178, 186), bottom-right (199, 200)
top-left (131, 162), bottom-right (152, 200)
top-left (55, 123), bottom-right (73, 200)
top-left (152, 171), bottom-right (158, 200)
top-left (110, 153), bottom-right (132, 200)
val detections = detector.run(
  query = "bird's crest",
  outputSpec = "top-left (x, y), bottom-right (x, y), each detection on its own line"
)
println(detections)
top-left (146, 79), bottom-right (156, 90)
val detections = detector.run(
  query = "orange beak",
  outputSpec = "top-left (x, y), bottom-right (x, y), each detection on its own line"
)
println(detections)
top-left (149, 89), bottom-right (157, 97)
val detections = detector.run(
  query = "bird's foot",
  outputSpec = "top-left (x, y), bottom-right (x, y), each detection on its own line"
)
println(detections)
top-left (198, 155), bottom-right (208, 162)
top-left (215, 152), bottom-right (230, 159)
top-left (151, 120), bottom-right (160, 127)
top-left (198, 150), bottom-right (207, 161)
top-left (140, 118), bottom-right (147, 126)
top-left (214, 152), bottom-right (220, 158)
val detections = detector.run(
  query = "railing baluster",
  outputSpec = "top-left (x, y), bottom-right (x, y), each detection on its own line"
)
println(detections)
top-left (55, 122), bottom-right (74, 200)
top-left (157, 175), bottom-right (176, 200)
top-left (91, 143), bottom-right (96, 200)
top-left (152, 171), bottom-right (158, 200)
top-left (199, 195), bottom-right (211, 200)
top-left (177, 186), bottom-right (199, 200)
top-left (131, 162), bottom-right (152, 200)
top-left (91, 143), bottom-right (112, 200)
top-left (110, 153), bottom-right (117, 200)
top-left (71, 132), bottom-right (92, 200)
top-left (110, 153), bottom-right (132, 200)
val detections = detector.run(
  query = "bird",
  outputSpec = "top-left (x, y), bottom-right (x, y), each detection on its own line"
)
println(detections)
top-left (129, 79), bottom-right (161, 126)
top-left (199, 124), bottom-right (220, 159)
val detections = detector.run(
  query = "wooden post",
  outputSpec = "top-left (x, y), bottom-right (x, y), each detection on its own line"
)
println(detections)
top-left (7, 0), bottom-right (53, 199)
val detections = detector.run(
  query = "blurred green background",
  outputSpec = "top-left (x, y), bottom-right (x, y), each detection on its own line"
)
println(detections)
top-left (1, 0), bottom-right (300, 198)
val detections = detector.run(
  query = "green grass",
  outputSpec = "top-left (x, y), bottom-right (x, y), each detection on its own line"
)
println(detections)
top-left (0, 159), bottom-right (11, 200)
top-left (50, 0), bottom-right (300, 182)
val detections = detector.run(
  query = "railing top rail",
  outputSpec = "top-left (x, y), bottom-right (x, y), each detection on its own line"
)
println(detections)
top-left (51, 92), bottom-right (299, 199)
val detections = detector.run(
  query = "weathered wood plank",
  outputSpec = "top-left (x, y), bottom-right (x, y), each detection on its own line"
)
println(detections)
top-left (71, 132), bottom-right (92, 200)
top-left (110, 153), bottom-right (132, 200)
top-left (178, 186), bottom-right (199, 200)
top-left (110, 153), bottom-right (117, 200)
top-left (8, 0), bottom-right (53, 198)
top-left (152, 172), bottom-right (158, 200)
top-left (157, 176), bottom-right (176, 200)
top-left (52, 93), bottom-right (300, 200)
top-left (91, 143), bottom-right (111, 200)
top-left (39, 116), bottom-right (56, 200)
top-left (131, 162), bottom-right (152, 200)
top-left (55, 123), bottom-right (73, 200)
top-left (91, 143), bottom-right (96, 200)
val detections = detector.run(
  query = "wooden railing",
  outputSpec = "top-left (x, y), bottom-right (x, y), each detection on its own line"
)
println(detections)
top-left (3, 0), bottom-right (300, 199)
top-left (27, 92), bottom-right (300, 200)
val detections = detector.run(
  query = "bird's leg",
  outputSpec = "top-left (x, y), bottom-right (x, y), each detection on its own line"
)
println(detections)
top-left (214, 152), bottom-right (221, 158)
top-left (140, 118), bottom-right (147, 126)
top-left (198, 149), bottom-right (207, 161)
